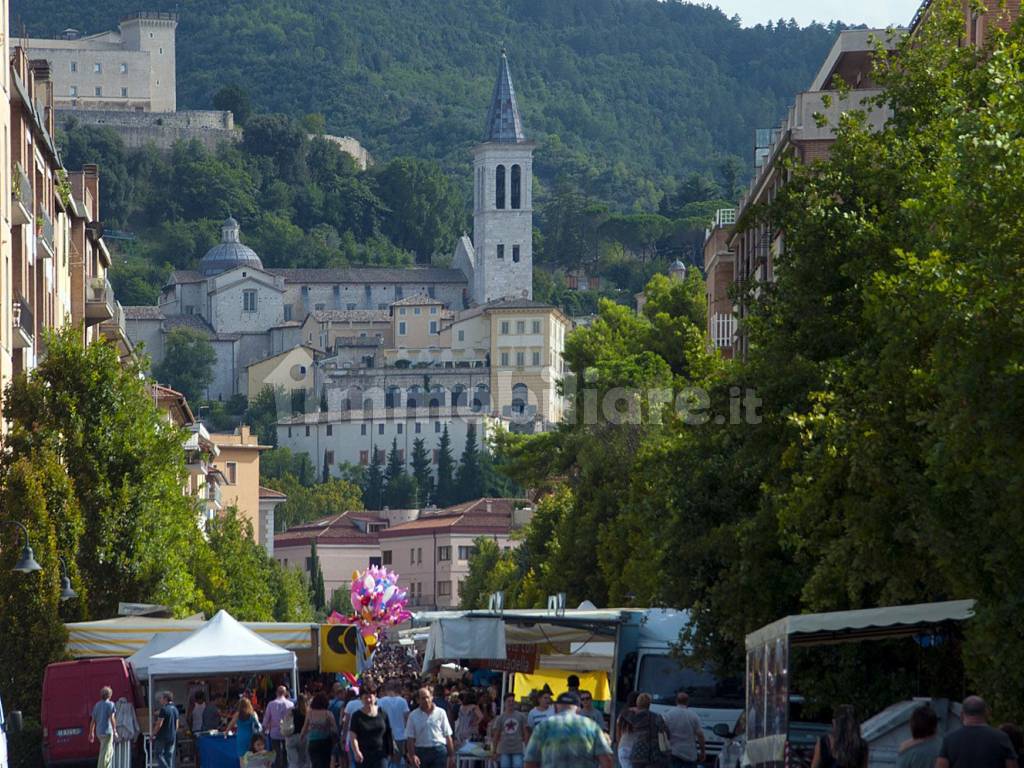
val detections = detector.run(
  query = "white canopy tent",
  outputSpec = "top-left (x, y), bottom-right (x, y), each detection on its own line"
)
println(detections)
top-left (145, 610), bottom-right (298, 749)
top-left (127, 632), bottom-right (192, 678)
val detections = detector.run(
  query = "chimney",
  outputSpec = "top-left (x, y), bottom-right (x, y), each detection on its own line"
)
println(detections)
top-left (486, 501), bottom-right (493, 514)
top-left (82, 164), bottom-right (100, 216)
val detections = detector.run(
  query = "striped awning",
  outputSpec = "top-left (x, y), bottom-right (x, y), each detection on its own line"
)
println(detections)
top-left (65, 616), bottom-right (316, 658)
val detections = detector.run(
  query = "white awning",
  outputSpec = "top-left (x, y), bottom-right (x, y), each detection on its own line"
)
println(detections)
top-left (745, 599), bottom-right (976, 649)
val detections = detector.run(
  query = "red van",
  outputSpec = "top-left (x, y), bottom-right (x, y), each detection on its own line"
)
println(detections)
top-left (41, 658), bottom-right (141, 767)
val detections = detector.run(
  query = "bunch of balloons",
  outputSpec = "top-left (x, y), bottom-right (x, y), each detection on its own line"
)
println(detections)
top-left (349, 566), bottom-right (412, 648)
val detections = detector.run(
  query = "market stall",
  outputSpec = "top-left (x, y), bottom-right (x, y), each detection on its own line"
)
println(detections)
top-left (145, 611), bottom-right (298, 768)
top-left (743, 599), bottom-right (976, 767)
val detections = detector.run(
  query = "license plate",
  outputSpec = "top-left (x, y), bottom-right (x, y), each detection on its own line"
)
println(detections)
top-left (56, 727), bottom-right (82, 738)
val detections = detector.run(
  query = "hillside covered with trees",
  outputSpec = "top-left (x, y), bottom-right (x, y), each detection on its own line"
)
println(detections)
top-left (14, 0), bottom-right (841, 194)
top-left (15, 0), bottom-right (845, 310)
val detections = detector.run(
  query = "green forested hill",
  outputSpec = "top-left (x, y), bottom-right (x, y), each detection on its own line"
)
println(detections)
top-left (14, 0), bottom-right (841, 198)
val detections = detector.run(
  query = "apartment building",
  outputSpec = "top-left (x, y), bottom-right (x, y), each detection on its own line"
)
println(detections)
top-left (273, 498), bottom-right (531, 607)
top-left (151, 384), bottom-right (226, 525)
top-left (10, 48), bottom-right (73, 382)
top-left (211, 425), bottom-right (281, 552)
top-left (723, 29), bottom-right (897, 357)
top-left (25, 12), bottom-right (177, 112)
top-left (703, 209), bottom-right (737, 358)
top-left (66, 165), bottom-right (132, 358)
top-left (911, 0), bottom-right (1021, 46)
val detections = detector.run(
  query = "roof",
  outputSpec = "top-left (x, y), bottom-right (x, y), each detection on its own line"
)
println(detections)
top-left (245, 344), bottom-right (318, 369)
top-left (167, 270), bottom-right (205, 285)
top-left (309, 309), bottom-right (390, 323)
top-left (274, 510), bottom-right (381, 547)
top-left (483, 51), bottom-right (526, 143)
top-left (268, 267), bottom-right (467, 285)
top-left (259, 486), bottom-right (288, 499)
top-left (391, 294), bottom-right (444, 307)
top-left (745, 599), bottom-right (977, 649)
top-left (483, 298), bottom-right (556, 312)
top-left (123, 305), bottom-right (164, 321)
top-left (163, 314), bottom-right (241, 342)
top-left (199, 218), bottom-right (264, 276)
top-left (378, 497), bottom-right (520, 538)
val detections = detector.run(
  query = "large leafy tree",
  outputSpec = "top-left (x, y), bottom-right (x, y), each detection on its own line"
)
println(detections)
top-left (152, 326), bottom-right (217, 403)
top-left (373, 157), bottom-right (466, 262)
top-left (4, 327), bottom-right (210, 617)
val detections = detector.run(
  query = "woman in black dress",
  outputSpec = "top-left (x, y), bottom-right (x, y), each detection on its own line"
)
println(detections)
top-left (348, 686), bottom-right (393, 768)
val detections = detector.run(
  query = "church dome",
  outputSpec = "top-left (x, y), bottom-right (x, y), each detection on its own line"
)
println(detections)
top-left (199, 218), bottom-right (263, 276)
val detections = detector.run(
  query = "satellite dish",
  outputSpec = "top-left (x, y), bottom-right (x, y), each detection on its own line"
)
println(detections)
top-left (577, 600), bottom-right (597, 610)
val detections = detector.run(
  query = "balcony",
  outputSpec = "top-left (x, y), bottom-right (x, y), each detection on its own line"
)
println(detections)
top-left (36, 207), bottom-right (54, 258)
top-left (206, 481), bottom-right (223, 510)
top-left (12, 163), bottom-right (31, 226)
top-left (13, 296), bottom-right (33, 349)
top-left (85, 277), bottom-right (115, 324)
top-left (100, 300), bottom-right (134, 357)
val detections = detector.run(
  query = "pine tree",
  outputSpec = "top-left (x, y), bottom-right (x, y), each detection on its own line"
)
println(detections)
top-left (410, 438), bottom-right (433, 507)
top-left (363, 449), bottom-right (385, 510)
top-left (383, 438), bottom-right (416, 508)
top-left (308, 542), bottom-right (326, 611)
top-left (455, 423), bottom-right (483, 503)
top-left (433, 426), bottom-right (456, 507)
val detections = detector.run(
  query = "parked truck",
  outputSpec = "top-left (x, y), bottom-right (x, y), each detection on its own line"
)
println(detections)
top-left (614, 609), bottom-right (744, 764)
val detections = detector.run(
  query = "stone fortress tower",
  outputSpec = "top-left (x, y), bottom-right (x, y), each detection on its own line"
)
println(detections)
top-left (456, 50), bottom-right (535, 304)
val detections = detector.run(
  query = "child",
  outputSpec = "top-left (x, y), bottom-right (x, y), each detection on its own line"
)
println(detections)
top-left (243, 735), bottom-right (275, 768)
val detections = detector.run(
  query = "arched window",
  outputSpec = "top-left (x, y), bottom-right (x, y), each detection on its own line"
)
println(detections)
top-left (385, 386), bottom-right (401, 409)
top-left (341, 385), bottom-right (363, 412)
top-left (452, 384), bottom-right (468, 408)
top-left (429, 386), bottom-right (445, 408)
top-left (511, 383), bottom-right (529, 416)
top-left (510, 164), bottom-right (521, 209)
top-left (406, 385), bottom-right (423, 409)
top-left (472, 384), bottom-right (490, 412)
top-left (495, 165), bottom-right (506, 209)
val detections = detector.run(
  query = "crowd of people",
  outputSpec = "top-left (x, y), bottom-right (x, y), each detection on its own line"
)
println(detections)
top-left (86, 650), bottom-right (1021, 768)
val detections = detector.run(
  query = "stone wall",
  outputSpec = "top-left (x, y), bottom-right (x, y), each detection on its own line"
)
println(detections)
top-left (58, 109), bottom-right (238, 151)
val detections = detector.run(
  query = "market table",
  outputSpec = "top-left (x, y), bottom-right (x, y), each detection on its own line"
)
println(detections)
top-left (197, 733), bottom-right (239, 768)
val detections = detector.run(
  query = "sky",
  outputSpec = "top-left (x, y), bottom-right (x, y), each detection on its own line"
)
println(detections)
top-left (710, 0), bottom-right (923, 28)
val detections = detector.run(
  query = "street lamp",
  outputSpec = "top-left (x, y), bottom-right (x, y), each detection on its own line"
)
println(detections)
top-left (59, 557), bottom-right (77, 602)
top-left (0, 520), bottom-right (42, 573)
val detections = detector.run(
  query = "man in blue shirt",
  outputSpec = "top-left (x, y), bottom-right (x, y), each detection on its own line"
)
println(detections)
top-left (153, 691), bottom-right (179, 768)
top-left (89, 687), bottom-right (118, 768)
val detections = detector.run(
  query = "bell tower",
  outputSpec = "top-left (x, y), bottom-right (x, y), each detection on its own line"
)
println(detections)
top-left (471, 50), bottom-right (534, 304)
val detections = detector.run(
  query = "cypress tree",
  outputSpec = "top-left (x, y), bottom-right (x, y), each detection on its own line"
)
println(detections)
top-left (363, 449), bottom-right (385, 510)
top-left (383, 438), bottom-right (416, 508)
top-left (455, 423), bottom-right (483, 502)
top-left (308, 541), bottom-right (326, 611)
top-left (410, 437), bottom-right (434, 508)
top-left (433, 425), bottom-right (456, 507)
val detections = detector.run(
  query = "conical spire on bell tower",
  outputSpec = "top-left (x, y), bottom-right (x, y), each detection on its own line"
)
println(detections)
top-left (483, 49), bottom-right (526, 143)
